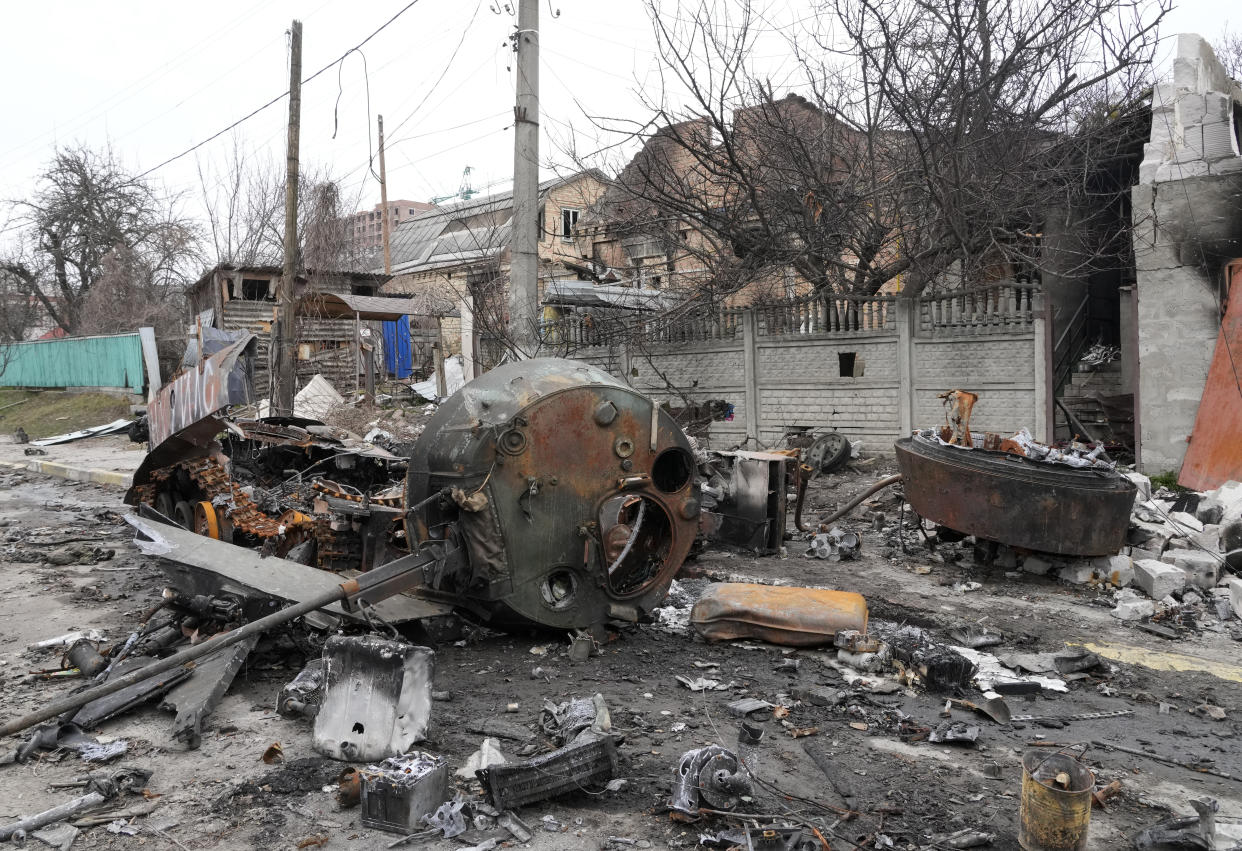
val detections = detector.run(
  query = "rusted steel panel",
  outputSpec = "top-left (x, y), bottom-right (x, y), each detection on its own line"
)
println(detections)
top-left (147, 334), bottom-right (256, 447)
top-left (690, 583), bottom-right (867, 646)
top-left (1178, 259), bottom-right (1242, 491)
top-left (895, 434), bottom-right (1136, 556)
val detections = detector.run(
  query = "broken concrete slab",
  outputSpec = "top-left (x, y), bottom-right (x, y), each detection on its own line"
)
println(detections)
top-left (1169, 511), bottom-right (1205, 532)
top-left (1111, 590), bottom-right (1157, 621)
top-left (1133, 559), bottom-right (1187, 600)
top-left (1167, 550), bottom-right (1221, 590)
top-left (1229, 578), bottom-right (1242, 619)
top-left (1058, 561), bottom-right (1098, 584)
top-left (1092, 555), bottom-right (1134, 588)
top-left (1123, 472), bottom-right (1152, 501)
top-left (1192, 525), bottom-right (1221, 554)
top-left (1021, 555), bottom-right (1053, 576)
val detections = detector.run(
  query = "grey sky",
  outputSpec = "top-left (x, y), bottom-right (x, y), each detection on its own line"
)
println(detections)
top-left (0, 0), bottom-right (1228, 222)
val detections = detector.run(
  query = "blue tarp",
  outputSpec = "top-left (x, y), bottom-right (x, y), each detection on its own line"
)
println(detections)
top-left (382, 317), bottom-right (413, 379)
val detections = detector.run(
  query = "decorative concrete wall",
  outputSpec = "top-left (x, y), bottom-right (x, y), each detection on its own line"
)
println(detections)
top-left (1133, 34), bottom-right (1242, 474)
top-left (567, 284), bottom-right (1049, 453)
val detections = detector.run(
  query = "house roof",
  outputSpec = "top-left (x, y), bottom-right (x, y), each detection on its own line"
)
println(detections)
top-left (188, 264), bottom-right (389, 297)
top-left (297, 292), bottom-right (443, 321)
top-left (383, 171), bottom-right (607, 276)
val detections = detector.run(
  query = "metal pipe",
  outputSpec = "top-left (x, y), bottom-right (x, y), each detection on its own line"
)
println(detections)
top-left (0, 579), bottom-right (359, 740)
top-left (0, 792), bottom-right (106, 842)
top-left (798, 474), bottom-right (903, 533)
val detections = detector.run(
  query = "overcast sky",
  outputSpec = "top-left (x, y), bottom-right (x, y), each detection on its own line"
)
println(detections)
top-left (0, 0), bottom-right (1229, 223)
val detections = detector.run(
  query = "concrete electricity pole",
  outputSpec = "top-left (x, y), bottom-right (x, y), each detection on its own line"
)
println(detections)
top-left (508, 0), bottom-right (539, 358)
top-left (274, 19), bottom-right (303, 415)
top-left (378, 114), bottom-right (392, 275)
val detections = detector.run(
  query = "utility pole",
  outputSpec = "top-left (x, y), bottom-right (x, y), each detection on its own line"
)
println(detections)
top-left (378, 114), bottom-right (392, 274)
top-left (274, 19), bottom-right (302, 415)
top-left (508, 0), bottom-right (539, 358)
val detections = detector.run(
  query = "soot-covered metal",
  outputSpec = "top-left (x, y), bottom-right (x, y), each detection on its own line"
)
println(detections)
top-left (408, 358), bottom-right (701, 632)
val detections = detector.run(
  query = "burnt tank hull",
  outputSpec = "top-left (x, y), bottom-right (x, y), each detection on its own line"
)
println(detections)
top-left (894, 434), bottom-right (1136, 556)
top-left (408, 358), bottom-right (701, 631)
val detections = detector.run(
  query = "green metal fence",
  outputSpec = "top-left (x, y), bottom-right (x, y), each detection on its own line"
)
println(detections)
top-left (0, 333), bottom-right (146, 393)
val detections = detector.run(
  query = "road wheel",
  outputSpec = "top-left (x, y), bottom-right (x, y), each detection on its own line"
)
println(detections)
top-left (193, 501), bottom-right (221, 539)
top-left (806, 432), bottom-right (851, 474)
top-left (173, 500), bottom-right (195, 530)
top-left (154, 490), bottom-right (176, 521)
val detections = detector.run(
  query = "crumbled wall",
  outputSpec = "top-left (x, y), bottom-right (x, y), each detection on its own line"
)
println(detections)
top-left (1133, 34), bottom-right (1242, 474)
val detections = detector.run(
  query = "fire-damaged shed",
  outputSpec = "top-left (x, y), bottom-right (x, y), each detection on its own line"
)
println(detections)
top-left (185, 264), bottom-right (395, 391)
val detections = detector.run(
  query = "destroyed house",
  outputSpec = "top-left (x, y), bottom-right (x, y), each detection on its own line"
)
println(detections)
top-left (380, 171), bottom-right (607, 371)
top-left (185, 264), bottom-right (396, 393)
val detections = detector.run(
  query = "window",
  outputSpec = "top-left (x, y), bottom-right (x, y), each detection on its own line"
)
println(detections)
top-left (838, 352), bottom-right (864, 377)
top-left (561, 208), bottom-right (580, 240)
top-left (351, 284), bottom-right (376, 296)
top-left (409, 208), bottom-right (417, 215)
top-left (537, 206), bottom-right (546, 242)
top-left (241, 278), bottom-right (271, 300)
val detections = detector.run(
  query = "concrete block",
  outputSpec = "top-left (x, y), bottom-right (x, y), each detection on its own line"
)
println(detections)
top-left (1127, 520), bottom-right (1170, 553)
top-left (1155, 160), bottom-right (1211, 181)
top-left (1123, 472), bottom-right (1152, 501)
top-left (1059, 561), bottom-right (1098, 584)
top-left (1196, 497), bottom-right (1224, 525)
top-left (1203, 92), bottom-right (1233, 123)
top-left (1210, 481), bottom-right (1242, 521)
top-left (1169, 550), bottom-right (1220, 590)
top-left (1127, 546), bottom-right (1160, 562)
top-left (1021, 555), bottom-right (1053, 576)
top-left (1229, 578), bottom-right (1242, 619)
top-left (1093, 555), bottom-right (1134, 588)
top-left (1133, 558), bottom-right (1187, 600)
top-left (1202, 120), bottom-right (1239, 162)
top-left (1111, 597), bottom-right (1156, 621)
top-left (1177, 94), bottom-right (1207, 126)
top-left (1210, 157), bottom-right (1242, 175)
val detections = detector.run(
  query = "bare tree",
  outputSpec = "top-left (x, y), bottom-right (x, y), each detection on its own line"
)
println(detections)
top-left (1, 145), bottom-right (202, 336)
top-left (577, 0), bottom-right (1168, 303)
top-left (195, 141), bottom-right (370, 274)
top-left (1214, 26), bottom-right (1242, 81)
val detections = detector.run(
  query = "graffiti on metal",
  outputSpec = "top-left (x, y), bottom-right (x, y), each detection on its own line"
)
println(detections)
top-left (148, 334), bottom-right (256, 447)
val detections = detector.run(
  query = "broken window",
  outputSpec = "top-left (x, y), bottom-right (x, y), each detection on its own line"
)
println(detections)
top-left (241, 278), bottom-right (271, 301)
top-left (561, 208), bottom-right (580, 241)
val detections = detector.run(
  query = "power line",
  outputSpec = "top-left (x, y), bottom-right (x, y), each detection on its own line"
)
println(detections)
top-left (135, 0), bottom-right (427, 181)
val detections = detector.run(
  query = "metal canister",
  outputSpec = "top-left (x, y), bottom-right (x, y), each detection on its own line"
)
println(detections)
top-left (1019, 750), bottom-right (1094, 851)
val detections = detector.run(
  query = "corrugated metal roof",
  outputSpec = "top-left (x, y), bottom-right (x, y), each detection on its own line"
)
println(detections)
top-left (298, 292), bottom-right (434, 321)
top-left (384, 171), bottom-right (605, 276)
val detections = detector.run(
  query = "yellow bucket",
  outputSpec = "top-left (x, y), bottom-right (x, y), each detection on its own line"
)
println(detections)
top-left (1019, 750), bottom-right (1094, 851)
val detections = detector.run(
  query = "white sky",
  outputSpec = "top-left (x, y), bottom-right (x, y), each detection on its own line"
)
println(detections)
top-left (0, 0), bottom-right (1229, 223)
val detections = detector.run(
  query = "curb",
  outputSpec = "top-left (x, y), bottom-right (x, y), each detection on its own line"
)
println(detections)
top-left (0, 458), bottom-right (132, 488)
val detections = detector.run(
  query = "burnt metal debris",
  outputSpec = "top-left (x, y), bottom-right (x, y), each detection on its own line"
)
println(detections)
top-left (896, 429), bottom-right (1136, 556)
